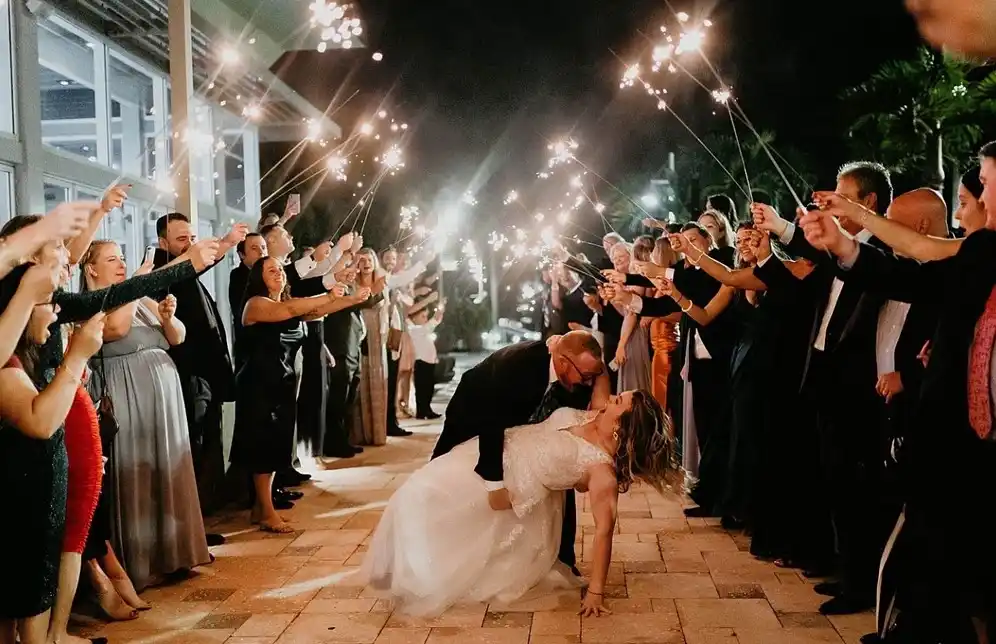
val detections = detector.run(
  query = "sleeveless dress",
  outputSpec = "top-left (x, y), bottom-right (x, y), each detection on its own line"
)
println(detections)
top-left (361, 407), bottom-right (611, 616)
top-left (97, 303), bottom-right (210, 590)
top-left (232, 314), bottom-right (306, 473)
top-left (0, 356), bottom-right (68, 618)
top-left (650, 319), bottom-right (679, 415)
top-left (62, 384), bottom-right (103, 554)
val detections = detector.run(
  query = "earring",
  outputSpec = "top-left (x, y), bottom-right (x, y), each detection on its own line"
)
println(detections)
top-left (612, 429), bottom-right (619, 442)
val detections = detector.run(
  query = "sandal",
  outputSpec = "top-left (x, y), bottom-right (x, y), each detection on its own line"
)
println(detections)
top-left (259, 521), bottom-right (295, 534)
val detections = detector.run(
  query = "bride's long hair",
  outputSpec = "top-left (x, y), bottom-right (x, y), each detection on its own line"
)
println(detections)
top-left (613, 390), bottom-right (684, 495)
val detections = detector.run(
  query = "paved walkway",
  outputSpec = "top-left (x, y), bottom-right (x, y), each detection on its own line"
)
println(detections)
top-left (85, 354), bottom-right (875, 644)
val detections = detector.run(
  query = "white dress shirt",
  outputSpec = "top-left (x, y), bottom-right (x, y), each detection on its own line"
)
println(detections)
top-left (624, 266), bottom-right (711, 358)
top-left (292, 251), bottom-right (340, 289)
top-left (408, 320), bottom-right (439, 364)
top-left (876, 300), bottom-right (912, 376)
top-left (781, 222), bottom-right (872, 351)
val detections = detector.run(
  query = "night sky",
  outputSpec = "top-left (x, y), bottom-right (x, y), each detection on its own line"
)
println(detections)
top-left (274, 0), bottom-right (922, 235)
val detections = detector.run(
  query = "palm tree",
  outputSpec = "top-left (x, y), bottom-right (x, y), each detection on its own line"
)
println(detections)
top-left (673, 131), bottom-right (815, 216)
top-left (841, 47), bottom-right (996, 188)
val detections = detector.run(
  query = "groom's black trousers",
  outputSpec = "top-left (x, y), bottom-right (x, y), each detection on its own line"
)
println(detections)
top-left (431, 420), bottom-right (578, 569)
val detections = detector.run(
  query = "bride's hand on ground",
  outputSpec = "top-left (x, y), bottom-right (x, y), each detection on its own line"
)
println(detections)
top-left (579, 591), bottom-right (611, 617)
top-left (487, 488), bottom-right (513, 511)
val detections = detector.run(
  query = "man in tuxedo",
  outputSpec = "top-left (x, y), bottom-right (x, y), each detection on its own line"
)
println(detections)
top-left (154, 212), bottom-right (247, 539)
top-left (754, 161), bottom-right (893, 615)
top-left (323, 264), bottom-right (382, 459)
top-left (229, 232), bottom-right (267, 367)
top-left (432, 331), bottom-right (610, 575)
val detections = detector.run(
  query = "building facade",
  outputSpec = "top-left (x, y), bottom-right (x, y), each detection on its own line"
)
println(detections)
top-left (0, 0), bottom-right (341, 324)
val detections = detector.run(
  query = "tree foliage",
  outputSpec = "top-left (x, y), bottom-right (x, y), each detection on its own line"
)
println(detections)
top-left (840, 47), bottom-right (996, 186)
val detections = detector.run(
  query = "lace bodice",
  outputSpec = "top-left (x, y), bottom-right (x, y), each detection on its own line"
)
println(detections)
top-left (503, 407), bottom-right (612, 517)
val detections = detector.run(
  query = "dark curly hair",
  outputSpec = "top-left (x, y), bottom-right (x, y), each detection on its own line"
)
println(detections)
top-left (612, 390), bottom-right (684, 495)
top-left (241, 256), bottom-right (290, 315)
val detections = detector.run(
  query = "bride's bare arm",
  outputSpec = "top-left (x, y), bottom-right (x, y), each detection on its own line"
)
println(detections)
top-left (584, 464), bottom-right (618, 614)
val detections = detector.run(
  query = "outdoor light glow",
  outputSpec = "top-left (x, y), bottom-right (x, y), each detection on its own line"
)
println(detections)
top-left (594, 202), bottom-right (606, 214)
top-left (243, 104), bottom-right (262, 120)
top-left (676, 11), bottom-right (689, 22)
top-left (372, 52), bottom-right (383, 61)
top-left (504, 190), bottom-right (518, 205)
top-left (219, 46), bottom-right (240, 65)
top-left (641, 193), bottom-right (659, 208)
top-left (359, 122), bottom-right (374, 135)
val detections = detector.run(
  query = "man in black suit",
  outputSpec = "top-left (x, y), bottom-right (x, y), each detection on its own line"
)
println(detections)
top-left (154, 212), bottom-right (247, 539)
top-left (753, 161), bottom-right (893, 615)
top-left (323, 262), bottom-right (381, 459)
top-left (432, 331), bottom-right (611, 575)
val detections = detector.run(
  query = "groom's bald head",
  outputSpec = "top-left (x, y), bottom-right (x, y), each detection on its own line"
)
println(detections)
top-left (554, 330), bottom-right (604, 389)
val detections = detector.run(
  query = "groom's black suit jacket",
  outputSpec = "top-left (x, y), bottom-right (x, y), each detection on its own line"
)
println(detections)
top-left (432, 340), bottom-right (593, 483)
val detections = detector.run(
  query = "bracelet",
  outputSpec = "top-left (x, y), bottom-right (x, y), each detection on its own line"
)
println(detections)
top-left (680, 297), bottom-right (693, 313)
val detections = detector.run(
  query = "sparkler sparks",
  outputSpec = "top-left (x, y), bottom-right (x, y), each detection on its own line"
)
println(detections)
top-left (711, 88), bottom-right (732, 104)
top-left (676, 29), bottom-right (705, 55)
top-left (380, 145), bottom-right (404, 170)
top-left (325, 155), bottom-right (348, 181)
top-left (504, 190), bottom-right (519, 205)
top-left (547, 138), bottom-right (578, 167)
top-left (399, 205), bottom-right (419, 230)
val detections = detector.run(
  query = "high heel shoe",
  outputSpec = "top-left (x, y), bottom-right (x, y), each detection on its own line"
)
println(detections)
top-left (96, 586), bottom-right (140, 621)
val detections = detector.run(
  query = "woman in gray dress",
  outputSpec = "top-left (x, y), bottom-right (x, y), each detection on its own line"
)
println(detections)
top-left (82, 241), bottom-right (210, 591)
top-left (610, 242), bottom-right (652, 393)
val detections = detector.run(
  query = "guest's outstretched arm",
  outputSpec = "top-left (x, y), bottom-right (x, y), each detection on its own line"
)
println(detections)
top-left (56, 260), bottom-right (198, 324)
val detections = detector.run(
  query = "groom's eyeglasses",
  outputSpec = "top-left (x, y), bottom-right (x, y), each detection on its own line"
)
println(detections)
top-left (562, 355), bottom-right (603, 386)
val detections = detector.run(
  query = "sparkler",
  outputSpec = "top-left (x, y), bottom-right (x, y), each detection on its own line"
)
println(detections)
top-left (380, 145), bottom-right (405, 170)
top-left (310, 1), bottom-right (361, 51)
top-left (504, 190), bottom-right (519, 205)
top-left (399, 205), bottom-right (419, 231)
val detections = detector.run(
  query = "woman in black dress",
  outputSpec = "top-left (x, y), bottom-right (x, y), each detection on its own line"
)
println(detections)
top-left (233, 256), bottom-right (369, 533)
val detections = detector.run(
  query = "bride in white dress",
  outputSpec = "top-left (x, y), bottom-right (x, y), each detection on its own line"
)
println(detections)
top-left (360, 390), bottom-right (682, 617)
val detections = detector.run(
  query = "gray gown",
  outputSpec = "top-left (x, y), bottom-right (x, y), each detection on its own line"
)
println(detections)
top-left (95, 303), bottom-right (210, 590)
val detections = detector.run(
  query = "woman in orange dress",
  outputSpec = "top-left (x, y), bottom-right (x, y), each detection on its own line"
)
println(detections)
top-left (647, 238), bottom-right (680, 422)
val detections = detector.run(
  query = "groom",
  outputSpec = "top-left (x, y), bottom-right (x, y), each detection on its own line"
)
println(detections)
top-left (432, 331), bottom-right (610, 575)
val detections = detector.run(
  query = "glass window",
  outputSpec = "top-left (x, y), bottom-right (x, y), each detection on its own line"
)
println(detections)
top-left (108, 55), bottom-right (156, 181)
top-left (224, 132), bottom-right (245, 211)
top-left (191, 100), bottom-right (215, 203)
top-left (103, 203), bottom-right (133, 268)
top-left (44, 181), bottom-right (70, 212)
top-left (0, 166), bottom-right (12, 223)
top-left (37, 18), bottom-right (101, 162)
top-left (0, 0), bottom-right (14, 134)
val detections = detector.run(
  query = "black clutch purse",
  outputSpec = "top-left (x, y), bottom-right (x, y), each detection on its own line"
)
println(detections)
top-left (95, 351), bottom-right (119, 452)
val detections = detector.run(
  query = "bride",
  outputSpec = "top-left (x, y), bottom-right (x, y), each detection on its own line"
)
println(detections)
top-left (359, 390), bottom-right (682, 617)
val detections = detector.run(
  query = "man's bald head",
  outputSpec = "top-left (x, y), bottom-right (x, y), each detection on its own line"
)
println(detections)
top-left (887, 188), bottom-right (949, 240)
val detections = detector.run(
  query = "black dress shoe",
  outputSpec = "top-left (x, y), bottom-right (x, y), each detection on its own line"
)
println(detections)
top-left (291, 469), bottom-right (312, 482)
top-left (683, 506), bottom-right (715, 518)
top-left (819, 594), bottom-right (873, 615)
top-left (272, 497), bottom-right (295, 511)
top-left (416, 411), bottom-right (442, 420)
top-left (859, 634), bottom-right (882, 644)
top-left (802, 564), bottom-right (836, 578)
top-left (721, 515), bottom-right (745, 530)
top-left (388, 426), bottom-right (413, 437)
top-left (206, 533), bottom-right (226, 546)
top-left (274, 488), bottom-right (304, 501)
top-left (814, 581), bottom-right (843, 597)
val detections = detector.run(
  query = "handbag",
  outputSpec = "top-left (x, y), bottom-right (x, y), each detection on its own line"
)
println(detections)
top-left (94, 350), bottom-right (119, 452)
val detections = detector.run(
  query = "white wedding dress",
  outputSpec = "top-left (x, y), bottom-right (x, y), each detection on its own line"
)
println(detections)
top-left (359, 407), bottom-right (612, 615)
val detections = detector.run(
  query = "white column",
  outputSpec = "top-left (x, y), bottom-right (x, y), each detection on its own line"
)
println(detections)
top-left (167, 0), bottom-right (196, 224)
top-left (12, 0), bottom-right (45, 214)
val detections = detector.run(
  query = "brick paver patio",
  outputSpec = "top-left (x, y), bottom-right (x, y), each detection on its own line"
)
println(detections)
top-left (83, 355), bottom-right (875, 644)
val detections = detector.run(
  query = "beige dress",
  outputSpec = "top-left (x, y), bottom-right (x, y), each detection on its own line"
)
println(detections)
top-left (355, 296), bottom-right (389, 446)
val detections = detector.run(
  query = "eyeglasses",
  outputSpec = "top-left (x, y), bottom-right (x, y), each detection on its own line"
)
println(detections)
top-left (561, 354), bottom-right (603, 386)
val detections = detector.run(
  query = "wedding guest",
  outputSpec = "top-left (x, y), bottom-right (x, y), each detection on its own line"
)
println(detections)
top-left (233, 257), bottom-right (367, 532)
top-left (354, 248), bottom-right (390, 446)
top-left (955, 165), bottom-right (986, 235)
top-left (154, 213), bottom-right (247, 523)
top-left (611, 242), bottom-right (651, 393)
top-left (0, 264), bottom-right (104, 644)
top-left (697, 209), bottom-right (736, 260)
top-left (82, 240), bottom-right (212, 591)
top-left (409, 297), bottom-right (445, 419)
top-left (647, 238), bottom-right (680, 415)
